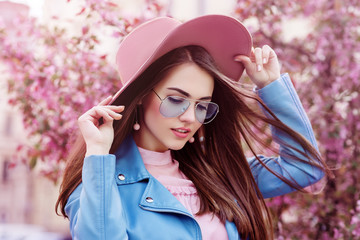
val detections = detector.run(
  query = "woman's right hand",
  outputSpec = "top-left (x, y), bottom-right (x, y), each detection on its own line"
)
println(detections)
top-left (78, 96), bottom-right (125, 157)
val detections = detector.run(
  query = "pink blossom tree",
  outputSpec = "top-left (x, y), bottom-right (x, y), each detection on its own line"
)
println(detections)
top-left (233, 0), bottom-right (360, 238)
top-left (0, 0), bottom-right (168, 182)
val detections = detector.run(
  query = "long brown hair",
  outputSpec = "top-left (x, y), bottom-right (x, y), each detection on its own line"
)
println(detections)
top-left (56, 45), bottom-right (331, 239)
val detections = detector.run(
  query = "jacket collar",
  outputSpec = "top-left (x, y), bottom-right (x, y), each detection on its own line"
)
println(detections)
top-left (114, 135), bottom-right (150, 185)
top-left (113, 135), bottom-right (240, 238)
top-left (113, 135), bottom-right (191, 214)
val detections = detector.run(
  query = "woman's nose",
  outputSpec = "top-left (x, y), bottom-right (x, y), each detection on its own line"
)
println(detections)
top-left (178, 103), bottom-right (197, 123)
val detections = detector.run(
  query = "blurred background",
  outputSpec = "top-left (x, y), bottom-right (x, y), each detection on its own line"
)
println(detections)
top-left (0, 0), bottom-right (359, 239)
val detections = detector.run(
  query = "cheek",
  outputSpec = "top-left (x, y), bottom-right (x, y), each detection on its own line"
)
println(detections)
top-left (142, 97), bottom-right (165, 129)
top-left (143, 99), bottom-right (160, 121)
top-left (194, 122), bottom-right (202, 131)
top-left (149, 99), bottom-right (160, 115)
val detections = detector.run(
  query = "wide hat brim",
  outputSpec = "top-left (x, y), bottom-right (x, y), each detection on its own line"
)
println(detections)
top-left (111, 14), bottom-right (252, 104)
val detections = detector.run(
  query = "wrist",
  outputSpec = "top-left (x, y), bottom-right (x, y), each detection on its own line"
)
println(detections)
top-left (256, 81), bottom-right (272, 89)
top-left (85, 144), bottom-right (111, 157)
top-left (256, 74), bottom-right (281, 89)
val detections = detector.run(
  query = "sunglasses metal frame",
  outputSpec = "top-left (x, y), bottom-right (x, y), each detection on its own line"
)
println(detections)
top-left (152, 89), bottom-right (219, 124)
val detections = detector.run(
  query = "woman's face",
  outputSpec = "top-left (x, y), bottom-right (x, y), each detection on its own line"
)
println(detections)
top-left (133, 62), bottom-right (215, 152)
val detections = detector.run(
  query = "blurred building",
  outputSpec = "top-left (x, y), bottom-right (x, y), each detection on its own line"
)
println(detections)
top-left (0, 1), bottom-right (70, 239)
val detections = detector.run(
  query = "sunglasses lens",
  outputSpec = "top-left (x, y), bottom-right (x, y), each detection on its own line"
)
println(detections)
top-left (160, 96), bottom-right (190, 118)
top-left (196, 102), bottom-right (219, 124)
top-left (158, 95), bottom-right (219, 124)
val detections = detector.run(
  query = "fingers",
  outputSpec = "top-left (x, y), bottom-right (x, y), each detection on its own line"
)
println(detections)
top-left (253, 47), bottom-right (263, 72)
top-left (93, 106), bottom-right (123, 122)
top-left (234, 45), bottom-right (277, 72)
top-left (252, 45), bottom-right (274, 72)
top-left (98, 95), bottom-right (114, 106)
top-left (93, 106), bottom-right (124, 121)
top-left (234, 54), bottom-right (253, 69)
top-left (78, 105), bottom-right (125, 125)
top-left (261, 45), bottom-right (271, 64)
top-left (234, 45), bottom-right (280, 88)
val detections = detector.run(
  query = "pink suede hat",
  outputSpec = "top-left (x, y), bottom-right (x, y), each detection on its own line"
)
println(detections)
top-left (111, 14), bottom-right (252, 104)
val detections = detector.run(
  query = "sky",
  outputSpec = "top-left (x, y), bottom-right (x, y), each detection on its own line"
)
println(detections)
top-left (0, 0), bottom-right (44, 18)
top-left (0, 0), bottom-right (236, 20)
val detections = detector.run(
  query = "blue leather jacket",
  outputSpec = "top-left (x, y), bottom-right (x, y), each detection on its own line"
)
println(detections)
top-left (65, 74), bottom-right (324, 239)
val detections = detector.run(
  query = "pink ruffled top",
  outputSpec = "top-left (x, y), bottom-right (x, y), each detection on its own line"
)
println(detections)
top-left (138, 146), bottom-right (228, 240)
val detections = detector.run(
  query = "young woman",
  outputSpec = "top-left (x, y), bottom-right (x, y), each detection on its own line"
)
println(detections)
top-left (56, 15), bottom-right (330, 240)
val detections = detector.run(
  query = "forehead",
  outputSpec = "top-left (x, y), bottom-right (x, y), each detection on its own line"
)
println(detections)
top-left (155, 63), bottom-right (215, 97)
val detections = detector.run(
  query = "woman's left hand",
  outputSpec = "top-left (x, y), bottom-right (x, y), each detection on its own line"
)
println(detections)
top-left (234, 45), bottom-right (281, 88)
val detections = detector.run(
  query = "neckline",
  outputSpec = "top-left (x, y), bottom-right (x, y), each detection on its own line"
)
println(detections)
top-left (137, 146), bottom-right (173, 166)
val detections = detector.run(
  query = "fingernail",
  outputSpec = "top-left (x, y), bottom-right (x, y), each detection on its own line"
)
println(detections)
top-left (263, 58), bottom-right (267, 64)
top-left (257, 64), bottom-right (262, 71)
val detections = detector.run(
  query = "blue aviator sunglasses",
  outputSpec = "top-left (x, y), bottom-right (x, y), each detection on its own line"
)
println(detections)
top-left (152, 90), bottom-right (219, 124)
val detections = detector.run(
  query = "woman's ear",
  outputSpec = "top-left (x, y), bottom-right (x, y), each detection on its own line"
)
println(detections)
top-left (138, 91), bottom-right (151, 105)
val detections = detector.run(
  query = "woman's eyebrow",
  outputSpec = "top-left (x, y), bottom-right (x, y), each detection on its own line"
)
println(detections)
top-left (167, 87), bottom-right (212, 100)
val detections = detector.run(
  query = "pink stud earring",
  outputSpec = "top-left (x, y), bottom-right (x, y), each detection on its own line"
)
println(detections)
top-left (133, 122), bottom-right (140, 131)
top-left (189, 137), bottom-right (195, 143)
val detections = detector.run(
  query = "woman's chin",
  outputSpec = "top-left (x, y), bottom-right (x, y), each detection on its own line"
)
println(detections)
top-left (168, 141), bottom-right (187, 151)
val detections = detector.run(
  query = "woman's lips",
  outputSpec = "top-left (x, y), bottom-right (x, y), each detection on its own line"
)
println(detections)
top-left (171, 128), bottom-right (190, 138)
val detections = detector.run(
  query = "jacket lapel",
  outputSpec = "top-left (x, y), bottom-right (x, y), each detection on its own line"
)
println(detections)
top-left (114, 135), bottom-right (191, 215)
top-left (114, 135), bottom-right (150, 185)
top-left (114, 135), bottom-right (241, 239)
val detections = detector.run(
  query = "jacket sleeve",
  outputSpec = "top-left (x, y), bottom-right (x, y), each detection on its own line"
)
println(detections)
top-left (65, 155), bottom-right (128, 240)
top-left (248, 73), bottom-right (325, 199)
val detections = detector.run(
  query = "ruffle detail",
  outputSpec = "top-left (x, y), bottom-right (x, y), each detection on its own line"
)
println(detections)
top-left (166, 185), bottom-right (198, 195)
top-left (153, 175), bottom-right (199, 214)
top-left (157, 177), bottom-right (198, 196)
